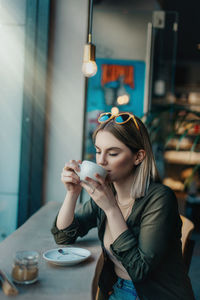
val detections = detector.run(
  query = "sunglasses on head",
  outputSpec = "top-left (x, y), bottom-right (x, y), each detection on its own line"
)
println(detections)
top-left (98, 112), bottom-right (140, 131)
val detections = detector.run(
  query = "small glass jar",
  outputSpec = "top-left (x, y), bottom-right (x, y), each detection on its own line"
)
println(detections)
top-left (12, 251), bottom-right (39, 284)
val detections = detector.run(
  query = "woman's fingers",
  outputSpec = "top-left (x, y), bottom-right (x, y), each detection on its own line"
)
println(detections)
top-left (84, 176), bottom-right (101, 188)
top-left (94, 173), bottom-right (105, 185)
top-left (64, 160), bottom-right (80, 172)
top-left (84, 175), bottom-right (106, 188)
top-left (61, 176), bottom-right (79, 185)
top-left (60, 160), bottom-right (83, 193)
top-left (61, 176), bottom-right (80, 185)
top-left (62, 169), bottom-right (79, 178)
top-left (61, 170), bottom-right (80, 184)
top-left (80, 176), bottom-right (105, 196)
top-left (80, 181), bottom-right (95, 195)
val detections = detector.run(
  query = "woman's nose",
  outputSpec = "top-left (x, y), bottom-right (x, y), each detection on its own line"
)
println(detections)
top-left (97, 154), bottom-right (107, 166)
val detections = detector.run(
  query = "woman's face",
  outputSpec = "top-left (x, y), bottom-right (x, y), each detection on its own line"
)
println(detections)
top-left (95, 130), bottom-right (138, 183)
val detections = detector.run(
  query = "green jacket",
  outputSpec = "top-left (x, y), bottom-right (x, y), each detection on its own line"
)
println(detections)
top-left (51, 182), bottom-right (195, 300)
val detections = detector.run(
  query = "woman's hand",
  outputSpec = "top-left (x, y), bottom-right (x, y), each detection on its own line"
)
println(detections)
top-left (80, 174), bottom-right (117, 213)
top-left (61, 160), bottom-right (82, 195)
top-left (80, 174), bottom-right (129, 241)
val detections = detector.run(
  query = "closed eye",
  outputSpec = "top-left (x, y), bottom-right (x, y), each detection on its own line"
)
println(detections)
top-left (96, 151), bottom-right (118, 156)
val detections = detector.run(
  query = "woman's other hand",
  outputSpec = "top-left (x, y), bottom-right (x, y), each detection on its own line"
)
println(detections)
top-left (80, 174), bottom-right (117, 213)
top-left (61, 160), bottom-right (82, 195)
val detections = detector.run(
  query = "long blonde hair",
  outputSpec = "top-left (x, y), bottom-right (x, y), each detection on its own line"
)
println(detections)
top-left (92, 114), bottom-right (160, 199)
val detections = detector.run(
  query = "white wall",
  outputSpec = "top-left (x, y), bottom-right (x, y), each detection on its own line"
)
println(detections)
top-left (93, 0), bottom-right (160, 60)
top-left (45, 0), bottom-right (88, 203)
top-left (94, 9), bottom-right (152, 61)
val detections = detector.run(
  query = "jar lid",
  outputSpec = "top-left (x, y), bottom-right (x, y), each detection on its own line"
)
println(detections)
top-left (14, 251), bottom-right (39, 265)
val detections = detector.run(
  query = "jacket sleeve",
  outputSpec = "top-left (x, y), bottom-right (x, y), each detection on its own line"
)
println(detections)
top-left (110, 185), bottom-right (182, 282)
top-left (51, 198), bottom-right (98, 245)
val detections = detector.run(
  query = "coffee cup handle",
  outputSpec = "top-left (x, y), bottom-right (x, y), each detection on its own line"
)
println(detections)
top-left (75, 163), bottom-right (81, 179)
top-left (78, 163), bottom-right (81, 172)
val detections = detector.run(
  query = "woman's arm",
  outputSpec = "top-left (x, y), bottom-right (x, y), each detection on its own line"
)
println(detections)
top-left (56, 160), bottom-right (82, 230)
top-left (51, 197), bottom-right (99, 244)
top-left (81, 175), bottom-right (181, 282)
top-left (110, 186), bottom-right (181, 282)
top-left (56, 191), bottom-right (79, 230)
top-left (80, 174), bottom-right (129, 240)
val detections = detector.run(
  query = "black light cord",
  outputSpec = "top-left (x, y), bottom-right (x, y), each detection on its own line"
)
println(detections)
top-left (89, 0), bottom-right (93, 37)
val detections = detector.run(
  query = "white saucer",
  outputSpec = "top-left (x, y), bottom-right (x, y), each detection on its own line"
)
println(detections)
top-left (43, 247), bottom-right (91, 266)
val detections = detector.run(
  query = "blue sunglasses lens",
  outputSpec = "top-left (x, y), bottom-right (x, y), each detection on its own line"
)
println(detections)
top-left (99, 114), bottom-right (112, 122)
top-left (115, 114), bottom-right (129, 123)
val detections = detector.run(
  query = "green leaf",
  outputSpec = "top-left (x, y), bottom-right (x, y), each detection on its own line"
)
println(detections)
top-left (191, 135), bottom-right (200, 152)
top-left (176, 129), bottom-right (189, 151)
top-left (184, 164), bottom-right (200, 188)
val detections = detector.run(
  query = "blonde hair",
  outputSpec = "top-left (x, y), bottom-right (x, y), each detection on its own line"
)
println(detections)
top-left (92, 114), bottom-right (160, 199)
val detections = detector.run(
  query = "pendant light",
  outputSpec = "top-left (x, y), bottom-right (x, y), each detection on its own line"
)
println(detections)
top-left (117, 76), bottom-right (130, 105)
top-left (82, 0), bottom-right (97, 77)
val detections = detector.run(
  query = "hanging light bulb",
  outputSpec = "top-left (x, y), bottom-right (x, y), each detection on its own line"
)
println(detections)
top-left (82, 35), bottom-right (97, 77)
top-left (82, 59), bottom-right (97, 77)
top-left (116, 76), bottom-right (130, 105)
top-left (111, 107), bottom-right (119, 115)
top-left (82, 0), bottom-right (97, 78)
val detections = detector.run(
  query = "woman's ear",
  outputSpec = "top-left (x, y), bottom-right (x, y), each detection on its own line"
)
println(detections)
top-left (134, 149), bottom-right (146, 166)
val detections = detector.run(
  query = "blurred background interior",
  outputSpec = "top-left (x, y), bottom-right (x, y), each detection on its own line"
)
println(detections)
top-left (0, 0), bottom-right (200, 297)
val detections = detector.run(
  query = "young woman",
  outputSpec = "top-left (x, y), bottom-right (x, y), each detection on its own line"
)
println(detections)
top-left (51, 112), bottom-right (195, 300)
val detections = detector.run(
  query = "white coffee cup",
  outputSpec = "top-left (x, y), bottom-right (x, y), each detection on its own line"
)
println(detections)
top-left (77, 160), bottom-right (107, 182)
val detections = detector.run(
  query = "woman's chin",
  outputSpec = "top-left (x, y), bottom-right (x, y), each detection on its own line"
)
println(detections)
top-left (107, 174), bottom-right (117, 183)
top-left (106, 174), bottom-right (113, 182)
